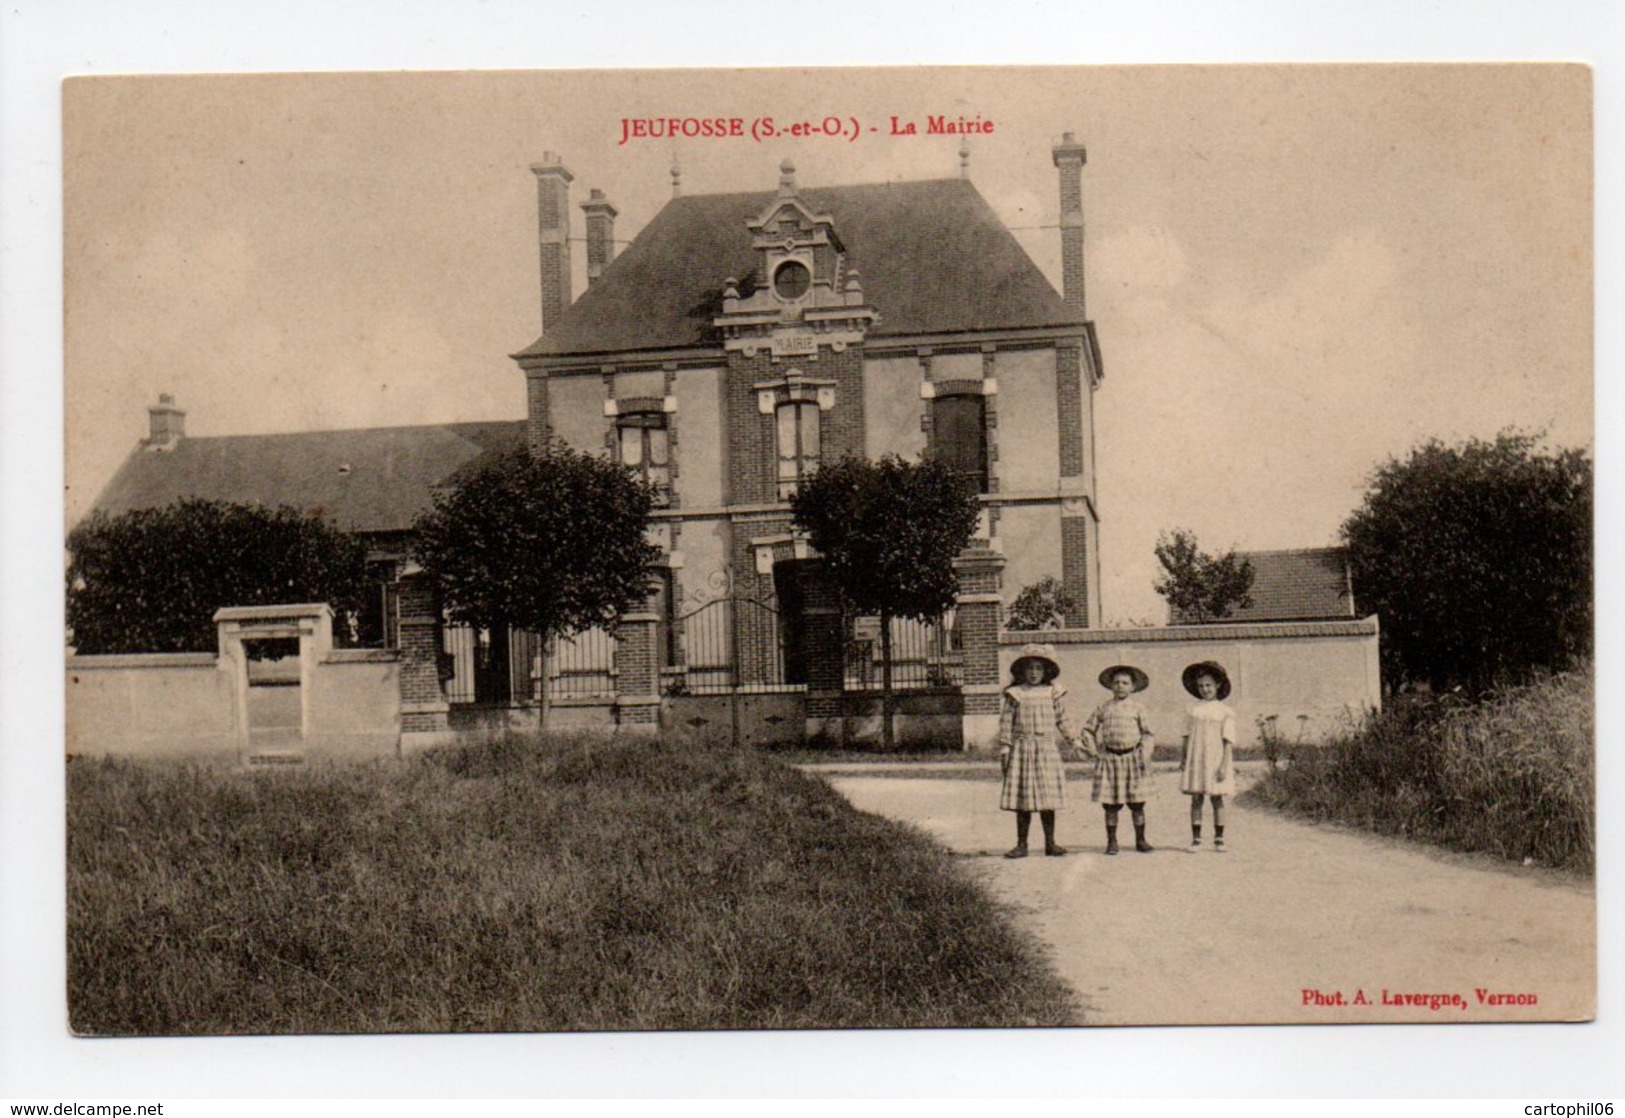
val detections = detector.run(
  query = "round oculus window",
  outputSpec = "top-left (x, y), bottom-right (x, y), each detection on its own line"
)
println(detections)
top-left (773, 260), bottom-right (811, 301)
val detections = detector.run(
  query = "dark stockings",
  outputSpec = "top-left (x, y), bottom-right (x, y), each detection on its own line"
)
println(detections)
top-left (1009, 810), bottom-right (1066, 858)
top-left (1104, 803), bottom-right (1152, 854)
top-left (1040, 810), bottom-right (1065, 856)
top-left (1006, 810), bottom-right (1033, 858)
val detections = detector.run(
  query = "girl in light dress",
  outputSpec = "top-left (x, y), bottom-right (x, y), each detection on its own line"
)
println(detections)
top-left (997, 643), bottom-right (1081, 859)
top-left (1179, 661), bottom-right (1237, 851)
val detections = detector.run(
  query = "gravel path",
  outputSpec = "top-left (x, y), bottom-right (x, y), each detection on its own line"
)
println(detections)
top-left (824, 764), bottom-right (1595, 1026)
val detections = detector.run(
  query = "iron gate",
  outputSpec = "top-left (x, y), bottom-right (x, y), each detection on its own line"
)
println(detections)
top-left (674, 595), bottom-right (788, 694)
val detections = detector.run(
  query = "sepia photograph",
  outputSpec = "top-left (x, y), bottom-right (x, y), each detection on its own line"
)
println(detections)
top-left (57, 64), bottom-right (1594, 1039)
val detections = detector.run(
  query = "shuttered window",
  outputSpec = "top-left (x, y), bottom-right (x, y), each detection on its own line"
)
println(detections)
top-left (933, 393), bottom-right (988, 493)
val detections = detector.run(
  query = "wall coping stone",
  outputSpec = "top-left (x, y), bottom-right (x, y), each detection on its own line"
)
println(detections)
top-left (999, 617), bottom-right (1379, 644)
top-left (67, 652), bottom-right (219, 669)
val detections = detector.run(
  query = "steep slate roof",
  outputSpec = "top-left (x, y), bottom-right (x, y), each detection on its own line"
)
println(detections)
top-left (1171, 547), bottom-right (1356, 624)
top-left (517, 178), bottom-right (1079, 358)
top-left (89, 421), bottom-right (527, 536)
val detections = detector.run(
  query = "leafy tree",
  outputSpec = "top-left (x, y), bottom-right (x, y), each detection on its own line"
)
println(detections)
top-left (791, 454), bottom-right (982, 750)
top-left (1006, 576), bottom-right (1081, 631)
top-left (1341, 431), bottom-right (1591, 692)
top-left (412, 441), bottom-right (661, 673)
top-left (67, 498), bottom-right (368, 654)
top-left (1153, 528), bottom-right (1255, 623)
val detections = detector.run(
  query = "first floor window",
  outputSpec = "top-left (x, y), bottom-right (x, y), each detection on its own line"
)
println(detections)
top-left (932, 392), bottom-right (988, 493)
top-left (618, 414), bottom-right (670, 501)
top-left (776, 400), bottom-right (820, 499)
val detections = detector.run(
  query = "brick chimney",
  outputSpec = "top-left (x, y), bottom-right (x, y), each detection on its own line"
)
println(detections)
top-left (1051, 131), bottom-right (1088, 318)
top-left (530, 152), bottom-right (574, 333)
top-left (580, 188), bottom-right (618, 285)
top-left (146, 393), bottom-right (186, 449)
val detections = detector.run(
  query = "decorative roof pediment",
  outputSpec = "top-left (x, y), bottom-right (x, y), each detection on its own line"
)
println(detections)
top-left (708, 158), bottom-right (875, 345)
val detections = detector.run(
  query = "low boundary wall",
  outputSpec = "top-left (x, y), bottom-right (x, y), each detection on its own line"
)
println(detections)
top-left (986, 617), bottom-right (1381, 751)
top-left (67, 644), bottom-right (402, 761)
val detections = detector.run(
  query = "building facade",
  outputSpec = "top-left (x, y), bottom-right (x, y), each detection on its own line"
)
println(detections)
top-left (515, 138), bottom-right (1104, 742)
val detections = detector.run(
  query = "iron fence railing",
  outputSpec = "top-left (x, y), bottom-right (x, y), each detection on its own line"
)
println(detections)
top-left (545, 627), bottom-right (617, 700)
top-left (844, 613), bottom-right (961, 690)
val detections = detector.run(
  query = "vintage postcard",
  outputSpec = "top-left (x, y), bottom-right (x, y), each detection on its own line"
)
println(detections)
top-left (61, 65), bottom-right (1593, 1038)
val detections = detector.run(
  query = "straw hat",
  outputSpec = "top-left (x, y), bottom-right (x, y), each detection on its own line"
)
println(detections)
top-left (1182, 661), bottom-right (1232, 700)
top-left (1010, 643), bottom-right (1062, 685)
top-left (1097, 664), bottom-right (1150, 693)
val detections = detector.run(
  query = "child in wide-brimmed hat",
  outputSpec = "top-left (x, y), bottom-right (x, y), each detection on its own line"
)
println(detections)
top-left (1179, 661), bottom-right (1237, 851)
top-left (1080, 664), bottom-right (1156, 854)
top-left (996, 644), bottom-right (1081, 858)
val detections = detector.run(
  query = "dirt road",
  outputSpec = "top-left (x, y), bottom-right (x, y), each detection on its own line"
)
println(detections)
top-left (824, 764), bottom-right (1595, 1026)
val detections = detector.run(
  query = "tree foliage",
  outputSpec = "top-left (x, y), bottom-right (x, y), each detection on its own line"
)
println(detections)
top-left (791, 455), bottom-right (982, 623)
top-left (1006, 576), bottom-right (1081, 631)
top-left (1342, 431), bottom-right (1591, 692)
top-left (67, 498), bottom-right (368, 655)
top-left (1153, 528), bottom-right (1255, 623)
top-left (411, 442), bottom-right (662, 642)
top-left (791, 455), bottom-right (982, 748)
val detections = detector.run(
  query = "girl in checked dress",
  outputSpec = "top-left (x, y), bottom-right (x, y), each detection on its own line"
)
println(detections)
top-left (1080, 664), bottom-right (1156, 854)
top-left (996, 644), bottom-right (1080, 859)
top-left (1179, 661), bottom-right (1238, 851)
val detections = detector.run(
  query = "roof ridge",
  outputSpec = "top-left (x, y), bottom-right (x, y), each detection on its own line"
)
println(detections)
top-left (670, 177), bottom-right (969, 203)
top-left (1240, 545), bottom-right (1347, 557)
top-left (161, 418), bottom-right (526, 443)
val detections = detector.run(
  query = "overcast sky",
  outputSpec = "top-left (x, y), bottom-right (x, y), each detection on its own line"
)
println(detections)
top-left (63, 66), bottom-right (1591, 624)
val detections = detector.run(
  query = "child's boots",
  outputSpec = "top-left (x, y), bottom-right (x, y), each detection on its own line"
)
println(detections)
top-left (1040, 810), bottom-right (1066, 857)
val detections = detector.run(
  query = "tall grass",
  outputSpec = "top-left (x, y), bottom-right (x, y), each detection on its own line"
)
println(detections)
top-left (1244, 666), bottom-right (1594, 873)
top-left (68, 732), bottom-right (1080, 1035)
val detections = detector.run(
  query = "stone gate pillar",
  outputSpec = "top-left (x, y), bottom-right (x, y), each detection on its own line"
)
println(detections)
top-left (953, 545), bottom-right (1007, 750)
top-left (800, 563), bottom-right (847, 744)
top-left (397, 574), bottom-right (452, 749)
top-left (613, 578), bottom-right (664, 734)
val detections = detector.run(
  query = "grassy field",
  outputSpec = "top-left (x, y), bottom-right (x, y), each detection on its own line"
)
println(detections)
top-left (1244, 666), bottom-right (1594, 874)
top-left (68, 733), bottom-right (1081, 1035)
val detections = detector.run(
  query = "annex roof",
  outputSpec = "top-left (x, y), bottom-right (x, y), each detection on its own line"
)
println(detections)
top-left (88, 420), bottom-right (527, 536)
top-left (517, 177), bottom-right (1079, 359)
top-left (1170, 547), bottom-right (1357, 625)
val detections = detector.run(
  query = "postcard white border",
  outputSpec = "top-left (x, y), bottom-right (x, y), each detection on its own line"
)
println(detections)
top-left (3, 0), bottom-right (1621, 1100)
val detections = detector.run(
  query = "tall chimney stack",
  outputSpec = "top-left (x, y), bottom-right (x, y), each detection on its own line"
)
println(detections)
top-left (580, 188), bottom-right (618, 285)
top-left (146, 393), bottom-right (186, 449)
top-left (530, 153), bottom-right (574, 333)
top-left (1051, 131), bottom-right (1088, 318)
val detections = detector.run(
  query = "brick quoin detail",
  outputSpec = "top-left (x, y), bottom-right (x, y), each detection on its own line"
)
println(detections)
top-left (821, 344), bottom-right (867, 463)
top-left (1056, 344), bottom-right (1085, 479)
top-left (724, 351), bottom-right (777, 506)
top-left (1061, 515), bottom-right (1092, 628)
top-left (526, 373), bottom-right (551, 453)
